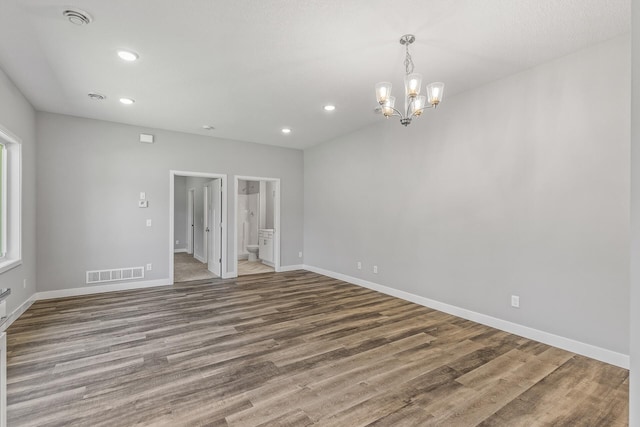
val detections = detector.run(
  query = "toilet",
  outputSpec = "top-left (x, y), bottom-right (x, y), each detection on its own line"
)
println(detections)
top-left (246, 245), bottom-right (259, 262)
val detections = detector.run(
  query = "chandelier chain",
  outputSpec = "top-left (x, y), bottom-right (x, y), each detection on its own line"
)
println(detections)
top-left (404, 44), bottom-right (414, 75)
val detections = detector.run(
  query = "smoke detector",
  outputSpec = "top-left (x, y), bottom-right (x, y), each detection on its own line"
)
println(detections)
top-left (63, 9), bottom-right (93, 25)
top-left (87, 92), bottom-right (106, 101)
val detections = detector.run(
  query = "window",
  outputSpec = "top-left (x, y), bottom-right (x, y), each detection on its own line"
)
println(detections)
top-left (0, 124), bottom-right (21, 274)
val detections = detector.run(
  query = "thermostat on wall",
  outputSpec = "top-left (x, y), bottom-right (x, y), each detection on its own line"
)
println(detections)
top-left (138, 200), bottom-right (148, 208)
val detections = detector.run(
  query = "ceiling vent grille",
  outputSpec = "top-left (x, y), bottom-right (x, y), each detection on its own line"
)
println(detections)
top-left (63, 9), bottom-right (93, 26)
top-left (86, 267), bottom-right (144, 284)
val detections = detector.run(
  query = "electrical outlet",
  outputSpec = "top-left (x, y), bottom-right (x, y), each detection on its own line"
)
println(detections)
top-left (176, 240), bottom-right (179, 245)
top-left (298, 251), bottom-right (303, 258)
top-left (146, 263), bottom-right (152, 271)
top-left (373, 265), bottom-right (378, 274)
top-left (23, 279), bottom-right (27, 289)
top-left (511, 295), bottom-right (520, 308)
top-left (357, 261), bottom-right (362, 270)
top-left (146, 219), bottom-right (152, 227)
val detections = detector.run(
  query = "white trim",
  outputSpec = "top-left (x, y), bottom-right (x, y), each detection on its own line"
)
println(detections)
top-left (0, 332), bottom-right (5, 427)
top-left (0, 124), bottom-right (22, 275)
top-left (278, 264), bottom-right (305, 272)
top-left (0, 293), bottom-right (36, 333)
top-left (303, 265), bottom-right (630, 369)
top-left (174, 248), bottom-right (188, 253)
top-left (193, 253), bottom-right (206, 263)
top-left (170, 171), bottom-right (229, 284)
top-left (37, 278), bottom-right (171, 300)
top-left (234, 176), bottom-right (281, 277)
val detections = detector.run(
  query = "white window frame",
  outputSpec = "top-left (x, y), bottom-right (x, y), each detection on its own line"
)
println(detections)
top-left (0, 124), bottom-right (21, 274)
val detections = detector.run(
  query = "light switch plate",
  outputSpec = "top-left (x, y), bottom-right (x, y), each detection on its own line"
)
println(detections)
top-left (140, 192), bottom-right (146, 200)
top-left (146, 219), bottom-right (152, 227)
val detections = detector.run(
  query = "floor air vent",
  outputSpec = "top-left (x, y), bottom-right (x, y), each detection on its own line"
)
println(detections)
top-left (86, 266), bottom-right (145, 284)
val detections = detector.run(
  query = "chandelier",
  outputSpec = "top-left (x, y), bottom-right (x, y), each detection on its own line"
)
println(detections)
top-left (375, 34), bottom-right (444, 126)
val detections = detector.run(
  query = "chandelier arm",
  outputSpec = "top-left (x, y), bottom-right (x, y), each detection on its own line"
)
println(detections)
top-left (410, 104), bottom-right (435, 118)
top-left (385, 106), bottom-right (405, 118)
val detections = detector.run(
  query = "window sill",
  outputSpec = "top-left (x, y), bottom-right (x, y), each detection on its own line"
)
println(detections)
top-left (0, 258), bottom-right (21, 274)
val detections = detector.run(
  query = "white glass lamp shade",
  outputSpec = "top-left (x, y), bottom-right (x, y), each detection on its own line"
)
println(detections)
top-left (382, 96), bottom-right (396, 117)
top-left (426, 82), bottom-right (444, 106)
top-left (404, 73), bottom-right (422, 98)
top-left (375, 82), bottom-right (392, 104)
top-left (411, 95), bottom-right (427, 116)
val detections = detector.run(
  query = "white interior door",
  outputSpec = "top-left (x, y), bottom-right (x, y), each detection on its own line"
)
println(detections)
top-left (208, 178), bottom-right (222, 276)
top-left (187, 189), bottom-right (194, 254)
top-left (203, 185), bottom-right (209, 263)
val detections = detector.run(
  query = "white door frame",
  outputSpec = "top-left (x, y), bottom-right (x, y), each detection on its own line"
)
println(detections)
top-left (232, 176), bottom-right (281, 277)
top-left (202, 184), bottom-right (209, 263)
top-left (210, 179), bottom-right (222, 276)
top-left (170, 170), bottom-right (229, 283)
top-left (0, 332), bottom-right (6, 427)
top-left (186, 188), bottom-right (195, 254)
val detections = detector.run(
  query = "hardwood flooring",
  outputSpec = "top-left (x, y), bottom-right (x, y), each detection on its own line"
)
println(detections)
top-left (5, 270), bottom-right (629, 426)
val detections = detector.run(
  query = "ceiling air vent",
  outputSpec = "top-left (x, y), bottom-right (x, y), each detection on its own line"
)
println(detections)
top-left (63, 9), bottom-right (93, 26)
top-left (88, 92), bottom-right (106, 101)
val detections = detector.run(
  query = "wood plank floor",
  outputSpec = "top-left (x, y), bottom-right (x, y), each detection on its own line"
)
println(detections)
top-left (5, 270), bottom-right (629, 426)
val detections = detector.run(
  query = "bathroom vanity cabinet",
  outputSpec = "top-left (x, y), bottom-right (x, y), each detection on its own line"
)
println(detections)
top-left (259, 229), bottom-right (274, 263)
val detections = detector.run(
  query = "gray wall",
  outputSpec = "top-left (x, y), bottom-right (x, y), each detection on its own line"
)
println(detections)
top-left (0, 67), bottom-right (36, 317)
top-left (36, 112), bottom-right (304, 291)
top-left (304, 36), bottom-right (630, 355)
top-left (630, 0), bottom-right (639, 422)
top-left (173, 176), bottom-right (187, 251)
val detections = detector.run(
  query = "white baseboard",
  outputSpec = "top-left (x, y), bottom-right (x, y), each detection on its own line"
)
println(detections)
top-left (36, 278), bottom-right (172, 300)
top-left (0, 293), bottom-right (36, 332)
top-left (303, 265), bottom-right (629, 369)
top-left (174, 248), bottom-right (187, 253)
top-left (193, 253), bottom-right (205, 263)
top-left (278, 264), bottom-right (305, 272)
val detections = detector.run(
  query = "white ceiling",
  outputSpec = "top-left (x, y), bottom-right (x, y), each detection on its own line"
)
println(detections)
top-left (0, 0), bottom-right (630, 149)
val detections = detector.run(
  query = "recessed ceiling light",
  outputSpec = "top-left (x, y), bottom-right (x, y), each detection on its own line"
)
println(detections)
top-left (119, 98), bottom-right (135, 105)
top-left (62, 9), bottom-right (92, 25)
top-left (323, 105), bottom-right (336, 111)
top-left (281, 128), bottom-right (291, 134)
top-left (87, 92), bottom-right (106, 101)
top-left (117, 50), bottom-right (139, 62)
top-left (202, 125), bottom-right (215, 130)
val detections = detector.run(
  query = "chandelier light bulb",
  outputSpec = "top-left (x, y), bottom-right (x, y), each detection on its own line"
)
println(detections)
top-left (382, 96), bottom-right (396, 117)
top-left (412, 96), bottom-right (427, 116)
top-left (405, 73), bottom-right (422, 98)
top-left (427, 82), bottom-right (445, 106)
top-left (375, 82), bottom-right (392, 104)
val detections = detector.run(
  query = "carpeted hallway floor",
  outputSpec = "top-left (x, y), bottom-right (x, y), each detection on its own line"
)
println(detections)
top-left (174, 252), bottom-right (216, 282)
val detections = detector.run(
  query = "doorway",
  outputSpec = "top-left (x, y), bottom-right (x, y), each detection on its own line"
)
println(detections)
top-left (170, 171), bottom-right (228, 283)
top-left (234, 176), bottom-right (281, 276)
